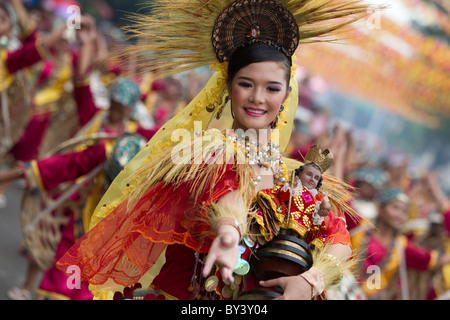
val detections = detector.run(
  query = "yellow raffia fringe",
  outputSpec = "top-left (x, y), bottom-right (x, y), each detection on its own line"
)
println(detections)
top-left (88, 64), bottom-right (229, 229)
top-left (118, 0), bottom-right (372, 79)
top-left (126, 128), bottom-right (256, 214)
top-left (311, 244), bottom-right (360, 290)
top-left (207, 202), bottom-right (251, 239)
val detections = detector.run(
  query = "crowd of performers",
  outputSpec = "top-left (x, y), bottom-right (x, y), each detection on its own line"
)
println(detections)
top-left (288, 114), bottom-right (450, 300)
top-left (0, 0), bottom-right (204, 300)
top-left (0, 0), bottom-right (449, 300)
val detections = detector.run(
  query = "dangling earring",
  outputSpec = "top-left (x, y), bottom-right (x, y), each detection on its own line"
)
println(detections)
top-left (230, 103), bottom-right (235, 119)
top-left (215, 95), bottom-right (229, 120)
top-left (271, 114), bottom-right (279, 129)
top-left (271, 105), bottom-right (284, 129)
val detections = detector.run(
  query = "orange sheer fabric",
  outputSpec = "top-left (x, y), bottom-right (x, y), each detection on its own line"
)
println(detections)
top-left (57, 167), bottom-right (240, 287)
top-left (321, 211), bottom-right (351, 247)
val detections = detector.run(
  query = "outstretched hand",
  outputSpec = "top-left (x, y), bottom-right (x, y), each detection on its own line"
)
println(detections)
top-left (202, 225), bottom-right (240, 283)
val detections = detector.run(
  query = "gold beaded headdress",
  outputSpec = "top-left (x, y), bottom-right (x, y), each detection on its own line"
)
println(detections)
top-left (304, 145), bottom-right (334, 172)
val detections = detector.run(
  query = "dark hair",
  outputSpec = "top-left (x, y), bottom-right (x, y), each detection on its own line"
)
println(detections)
top-left (227, 42), bottom-right (292, 87)
top-left (294, 163), bottom-right (323, 190)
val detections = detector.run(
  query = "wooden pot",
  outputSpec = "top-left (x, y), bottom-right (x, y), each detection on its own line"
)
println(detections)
top-left (237, 233), bottom-right (312, 300)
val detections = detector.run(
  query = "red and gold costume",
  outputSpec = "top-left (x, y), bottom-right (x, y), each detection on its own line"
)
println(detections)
top-left (17, 73), bottom-right (157, 299)
top-left (254, 185), bottom-right (350, 250)
top-left (351, 224), bottom-right (440, 300)
top-left (21, 143), bottom-right (108, 300)
top-left (1, 26), bottom-right (49, 156)
top-left (20, 132), bottom-right (148, 300)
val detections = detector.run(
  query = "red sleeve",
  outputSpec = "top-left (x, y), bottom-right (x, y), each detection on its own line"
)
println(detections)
top-left (73, 83), bottom-right (100, 126)
top-left (71, 48), bottom-right (100, 126)
top-left (344, 200), bottom-right (363, 231)
top-left (36, 143), bottom-right (106, 191)
top-left (443, 208), bottom-right (450, 236)
top-left (137, 125), bottom-right (160, 141)
top-left (183, 164), bottom-right (241, 245)
top-left (19, 27), bottom-right (38, 45)
top-left (6, 37), bottom-right (46, 74)
top-left (405, 240), bottom-right (436, 271)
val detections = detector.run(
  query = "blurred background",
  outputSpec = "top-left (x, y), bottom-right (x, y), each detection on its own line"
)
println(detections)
top-left (0, 0), bottom-right (449, 300)
top-left (292, 0), bottom-right (450, 192)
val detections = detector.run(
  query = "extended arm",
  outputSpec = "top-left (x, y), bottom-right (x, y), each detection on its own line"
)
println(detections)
top-left (202, 190), bottom-right (248, 283)
top-left (0, 166), bottom-right (23, 184)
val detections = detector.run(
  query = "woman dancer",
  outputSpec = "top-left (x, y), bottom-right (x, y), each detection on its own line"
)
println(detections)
top-left (58, 0), bottom-right (371, 300)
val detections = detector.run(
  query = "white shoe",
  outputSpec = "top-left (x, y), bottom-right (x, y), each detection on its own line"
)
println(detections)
top-left (7, 286), bottom-right (32, 300)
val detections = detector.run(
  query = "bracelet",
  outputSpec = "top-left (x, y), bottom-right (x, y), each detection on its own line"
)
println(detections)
top-left (214, 217), bottom-right (242, 240)
top-left (300, 267), bottom-right (325, 298)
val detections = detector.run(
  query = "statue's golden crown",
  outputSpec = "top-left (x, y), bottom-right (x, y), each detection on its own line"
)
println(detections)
top-left (304, 145), bottom-right (333, 172)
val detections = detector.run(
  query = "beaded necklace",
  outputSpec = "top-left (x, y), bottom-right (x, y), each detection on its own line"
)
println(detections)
top-left (225, 130), bottom-right (287, 186)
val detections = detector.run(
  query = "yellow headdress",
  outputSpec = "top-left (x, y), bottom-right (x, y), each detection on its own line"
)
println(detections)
top-left (121, 0), bottom-right (370, 79)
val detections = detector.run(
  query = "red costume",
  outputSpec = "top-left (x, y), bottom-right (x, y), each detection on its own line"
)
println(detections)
top-left (253, 185), bottom-right (350, 249)
top-left (21, 143), bottom-right (107, 299)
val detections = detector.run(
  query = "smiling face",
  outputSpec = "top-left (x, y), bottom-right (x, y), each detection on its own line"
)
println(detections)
top-left (379, 199), bottom-right (409, 232)
top-left (228, 61), bottom-right (291, 132)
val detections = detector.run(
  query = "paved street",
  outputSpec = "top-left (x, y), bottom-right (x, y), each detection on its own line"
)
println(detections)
top-left (0, 180), bottom-right (40, 300)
